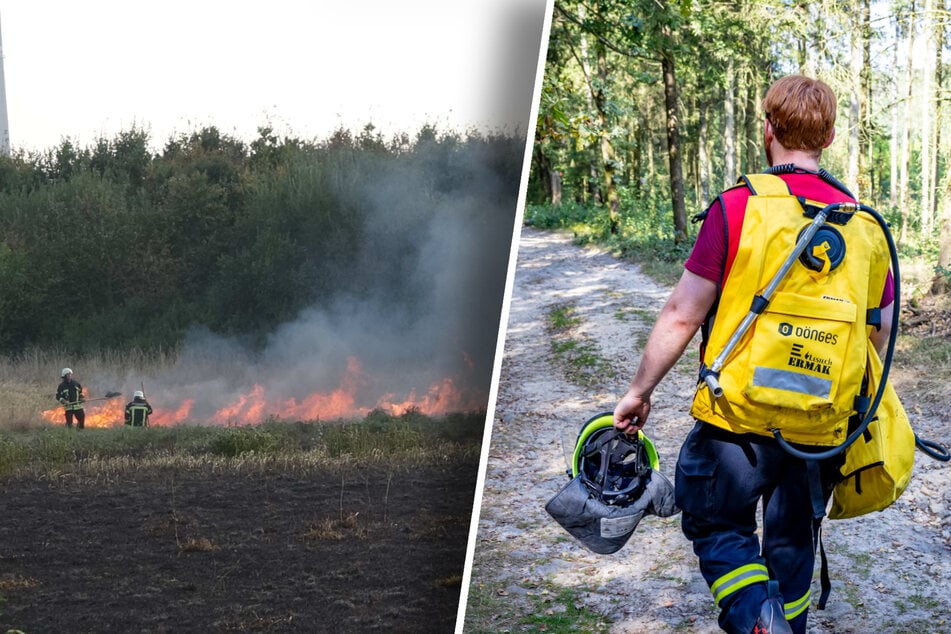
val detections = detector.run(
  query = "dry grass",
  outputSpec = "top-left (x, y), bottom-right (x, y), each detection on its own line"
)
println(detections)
top-left (436, 574), bottom-right (463, 588)
top-left (409, 511), bottom-right (461, 541)
top-left (301, 512), bottom-right (369, 541)
top-left (0, 576), bottom-right (41, 591)
top-left (178, 537), bottom-right (221, 553)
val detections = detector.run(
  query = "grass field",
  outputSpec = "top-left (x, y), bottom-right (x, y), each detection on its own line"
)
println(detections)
top-left (0, 348), bottom-right (487, 632)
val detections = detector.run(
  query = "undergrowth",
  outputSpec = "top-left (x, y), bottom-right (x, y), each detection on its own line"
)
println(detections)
top-left (0, 411), bottom-right (485, 478)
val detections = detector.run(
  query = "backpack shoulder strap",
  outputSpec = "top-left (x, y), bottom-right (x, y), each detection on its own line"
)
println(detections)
top-left (740, 173), bottom-right (792, 197)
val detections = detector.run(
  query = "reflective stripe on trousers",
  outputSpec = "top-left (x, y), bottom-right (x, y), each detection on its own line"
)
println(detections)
top-left (711, 563), bottom-right (769, 607)
top-left (675, 421), bottom-right (840, 634)
top-left (784, 589), bottom-right (810, 620)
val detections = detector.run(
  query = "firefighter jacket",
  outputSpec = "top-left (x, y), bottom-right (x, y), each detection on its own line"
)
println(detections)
top-left (56, 379), bottom-right (85, 411)
top-left (125, 398), bottom-right (153, 427)
top-left (691, 173), bottom-right (891, 446)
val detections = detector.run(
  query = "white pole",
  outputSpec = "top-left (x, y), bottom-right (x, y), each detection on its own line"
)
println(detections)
top-left (0, 13), bottom-right (10, 156)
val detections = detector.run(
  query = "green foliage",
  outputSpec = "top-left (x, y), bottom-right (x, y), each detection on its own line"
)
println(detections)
top-left (208, 427), bottom-right (282, 457)
top-left (547, 304), bottom-right (582, 330)
top-left (323, 409), bottom-right (485, 457)
top-left (613, 234), bottom-right (692, 287)
top-left (934, 264), bottom-right (951, 287)
top-left (0, 125), bottom-right (522, 355)
top-left (521, 587), bottom-right (609, 632)
top-left (534, 0), bottom-right (949, 258)
top-left (546, 303), bottom-right (616, 387)
top-left (524, 202), bottom-right (615, 235)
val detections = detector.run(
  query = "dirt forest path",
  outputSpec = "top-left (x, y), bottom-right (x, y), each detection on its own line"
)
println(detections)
top-left (464, 226), bottom-right (951, 633)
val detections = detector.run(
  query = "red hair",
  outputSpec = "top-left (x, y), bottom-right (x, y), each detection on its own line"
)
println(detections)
top-left (762, 75), bottom-right (836, 153)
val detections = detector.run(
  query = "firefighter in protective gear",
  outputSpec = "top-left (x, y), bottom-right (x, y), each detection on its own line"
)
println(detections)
top-left (56, 368), bottom-right (86, 429)
top-left (612, 75), bottom-right (894, 634)
top-left (125, 390), bottom-right (153, 427)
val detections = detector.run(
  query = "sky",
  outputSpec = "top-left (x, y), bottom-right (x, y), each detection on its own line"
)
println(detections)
top-left (0, 1), bottom-right (550, 153)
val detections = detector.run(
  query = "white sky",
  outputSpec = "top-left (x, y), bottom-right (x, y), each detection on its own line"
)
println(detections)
top-left (0, 1), bottom-right (549, 153)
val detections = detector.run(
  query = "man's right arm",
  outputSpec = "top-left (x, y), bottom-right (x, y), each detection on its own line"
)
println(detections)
top-left (614, 269), bottom-right (718, 434)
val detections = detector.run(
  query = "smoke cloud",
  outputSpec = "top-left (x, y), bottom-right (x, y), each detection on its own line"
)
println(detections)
top-left (76, 1), bottom-right (550, 426)
top-left (82, 138), bottom-right (525, 425)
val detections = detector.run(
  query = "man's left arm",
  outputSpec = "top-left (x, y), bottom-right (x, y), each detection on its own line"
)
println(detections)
top-left (870, 301), bottom-right (894, 356)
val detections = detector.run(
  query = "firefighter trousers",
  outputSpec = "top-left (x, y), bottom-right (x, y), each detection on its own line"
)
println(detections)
top-left (675, 421), bottom-right (840, 634)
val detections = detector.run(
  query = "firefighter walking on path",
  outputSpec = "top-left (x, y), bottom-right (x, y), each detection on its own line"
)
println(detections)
top-left (612, 75), bottom-right (895, 634)
top-left (124, 390), bottom-right (153, 427)
top-left (56, 368), bottom-right (86, 429)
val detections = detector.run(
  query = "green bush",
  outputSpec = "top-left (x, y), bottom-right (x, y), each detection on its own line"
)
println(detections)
top-left (208, 427), bottom-right (282, 457)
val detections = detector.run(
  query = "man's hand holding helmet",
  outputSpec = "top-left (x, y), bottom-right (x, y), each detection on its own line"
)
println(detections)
top-left (614, 388), bottom-right (650, 438)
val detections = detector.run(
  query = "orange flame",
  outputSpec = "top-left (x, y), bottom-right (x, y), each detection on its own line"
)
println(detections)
top-left (41, 355), bottom-right (484, 428)
top-left (41, 399), bottom-right (125, 429)
top-left (151, 399), bottom-right (193, 426)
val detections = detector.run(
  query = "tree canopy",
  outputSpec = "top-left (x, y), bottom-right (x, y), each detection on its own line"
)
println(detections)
top-left (0, 124), bottom-right (525, 355)
top-left (531, 0), bottom-right (951, 286)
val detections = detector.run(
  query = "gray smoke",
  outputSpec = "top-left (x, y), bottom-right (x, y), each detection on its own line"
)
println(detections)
top-left (103, 0), bottom-right (549, 424)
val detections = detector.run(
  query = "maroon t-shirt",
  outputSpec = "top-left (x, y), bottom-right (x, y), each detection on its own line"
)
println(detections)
top-left (684, 171), bottom-right (895, 307)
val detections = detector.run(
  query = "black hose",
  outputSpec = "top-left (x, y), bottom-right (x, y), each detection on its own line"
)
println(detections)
top-left (773, 203), bottom-right (899, 461)
top-left (916, 435), bottom-right (951, 462)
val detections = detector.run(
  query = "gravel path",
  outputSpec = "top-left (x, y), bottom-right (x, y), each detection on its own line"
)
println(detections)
top-left (463, 226), bottom-right (951, 633)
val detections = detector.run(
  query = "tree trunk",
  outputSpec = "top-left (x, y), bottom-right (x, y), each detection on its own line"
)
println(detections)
top-left (532, 143), bottom-right (553, 204)
top-left (724, 60), bottom-right (736, 187)
top-left (848, 0), bottom-right (862, 198)
top-left (550, 168), bottom-right (563, 206)
top-left (744, 75), bottom-right (758, 174)
top-left (595, 39), bottom-right (620, 234)
top-left (921, 0), bottom-right (934, 234)
top-left (661, 47), bottom-right (688, 242)
top-left (930, 173), bottom-right (951, 294)
top-left (932, 0), bottom-right (945, 221)
top-left (890, 19), bottom-right (900, 208)
top-left (699, 94), bottom-right (711, 209)
top-left (753, 76), bottom-right (764, 171)
top-left (796, 0), bottom-right (809, 72)
top-left (861, 0), bottom-right (872, 202)
top-left (899, 1), bottom-right (916, 245)
top-left (577, 4), bottom-right (601, 208)
top-left (645, 90), bottom-right (656, 200)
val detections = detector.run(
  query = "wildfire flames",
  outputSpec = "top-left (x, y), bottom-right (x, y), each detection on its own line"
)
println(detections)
top-left (41, 356), bottom-right (484, 428)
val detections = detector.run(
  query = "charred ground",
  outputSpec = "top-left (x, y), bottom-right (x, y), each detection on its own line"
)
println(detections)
top-left (0, 417), bottom-right (481, 633)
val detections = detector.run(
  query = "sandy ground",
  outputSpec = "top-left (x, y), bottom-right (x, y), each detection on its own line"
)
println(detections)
top-left (463, 226), bottom-right (951, 633)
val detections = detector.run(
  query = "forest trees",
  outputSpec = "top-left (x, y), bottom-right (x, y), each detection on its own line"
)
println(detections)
top-left (530, 0), bottom-right (951, 293)
top-left (0, 126), bottom-right (525, 355)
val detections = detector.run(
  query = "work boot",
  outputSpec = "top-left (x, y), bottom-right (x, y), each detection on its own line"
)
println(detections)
top-left (751, 597), bottom-right (793, 634)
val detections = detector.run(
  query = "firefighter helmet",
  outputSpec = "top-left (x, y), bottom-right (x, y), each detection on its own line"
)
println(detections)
top-left (571, 412), bottom-right (660, 503)
top-left (545, 412), bottom-right (678, 554)
top-left (134, 390), bottom-right (144, 399)
top-left (61, 368), bottom-right (73, 378)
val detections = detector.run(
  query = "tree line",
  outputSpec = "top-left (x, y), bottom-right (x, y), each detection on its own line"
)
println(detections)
top-left (530, 0), bottom-right (951, 291)
top-left (0, 124), bottom-right (524, 355)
